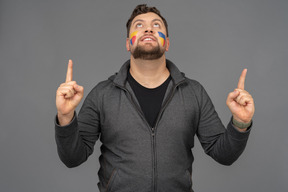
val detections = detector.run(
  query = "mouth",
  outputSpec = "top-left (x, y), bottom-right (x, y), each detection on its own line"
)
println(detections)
top-left (140, 36), bottom-right (156, 42)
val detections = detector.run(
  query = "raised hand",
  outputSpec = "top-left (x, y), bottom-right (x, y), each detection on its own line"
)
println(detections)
top-left (226, 69), bottom-right (255, 126)
top-left (56, 60), bottom-right (84, 125)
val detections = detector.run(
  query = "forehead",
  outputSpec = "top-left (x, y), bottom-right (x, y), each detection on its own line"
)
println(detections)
top-left (131, 12), bottom-right (164, 24)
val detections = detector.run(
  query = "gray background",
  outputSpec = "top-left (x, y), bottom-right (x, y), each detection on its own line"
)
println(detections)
top-left (0, 0), bottom-right (287, 191)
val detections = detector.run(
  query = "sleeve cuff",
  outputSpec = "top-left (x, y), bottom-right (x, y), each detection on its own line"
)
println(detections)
top-left (54, 112), bottom-right (78, 137)
top-left (227, 117), bottom-right (252, 140)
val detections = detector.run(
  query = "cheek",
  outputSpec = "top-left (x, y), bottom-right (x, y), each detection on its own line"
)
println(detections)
top-left (130, 31), bottom-right (138, 45)
top-left (158, 31), bottom-right (166, 47)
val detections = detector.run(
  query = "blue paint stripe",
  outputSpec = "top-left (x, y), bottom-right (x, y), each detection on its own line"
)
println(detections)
top-left (158, 32), bottom-right (166, 40)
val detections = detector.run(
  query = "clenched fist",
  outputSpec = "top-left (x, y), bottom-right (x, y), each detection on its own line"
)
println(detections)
top-left (56, 60), bottom-right (84, 126)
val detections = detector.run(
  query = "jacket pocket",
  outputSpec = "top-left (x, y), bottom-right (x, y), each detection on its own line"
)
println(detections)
top-left (106, 168), bottom-right (119, 192)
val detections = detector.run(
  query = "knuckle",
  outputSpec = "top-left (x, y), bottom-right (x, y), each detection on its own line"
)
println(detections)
top-left (68, 88), bottom-right (74, 94)
top-left (57, 87), bottom-right (65, 93)
top-left (236, 97), bottom-right (241, 103)
top-left (68, 81), bottom-right (76, 85)
top-left (65, 85), bottom-right (74, 91)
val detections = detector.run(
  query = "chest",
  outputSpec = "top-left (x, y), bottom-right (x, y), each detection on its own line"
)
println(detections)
top-left (99, 86), bottom-right (200, 145)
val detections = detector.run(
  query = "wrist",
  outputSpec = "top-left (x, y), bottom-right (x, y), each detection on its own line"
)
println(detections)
top-left (232, 117), bottom-right (252, 129)
top-left (57, 111), bottom-right (74, 126)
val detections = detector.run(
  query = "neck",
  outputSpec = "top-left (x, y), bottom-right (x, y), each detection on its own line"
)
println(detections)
top-left (129, 55), bottom-right (170, 88)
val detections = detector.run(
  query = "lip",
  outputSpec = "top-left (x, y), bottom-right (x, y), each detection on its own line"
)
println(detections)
top-left (140, 35), bottom-right (157, 42)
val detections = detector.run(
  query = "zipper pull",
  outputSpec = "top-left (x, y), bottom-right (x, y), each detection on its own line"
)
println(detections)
top-left (151, 127), bottom-right (155, 136)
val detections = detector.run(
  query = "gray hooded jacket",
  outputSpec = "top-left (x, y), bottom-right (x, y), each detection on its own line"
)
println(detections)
top-left (55, 59), bottom-right (251, 192)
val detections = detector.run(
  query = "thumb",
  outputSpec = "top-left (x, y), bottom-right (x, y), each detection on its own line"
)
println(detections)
top-left (227, 89), bottom-right (240, 103)
top-left (73, 84), bottom-right (84, 94)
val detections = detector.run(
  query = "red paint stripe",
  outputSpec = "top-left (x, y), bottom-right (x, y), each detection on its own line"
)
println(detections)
top-left (132, 36), bottom-right (136, 45)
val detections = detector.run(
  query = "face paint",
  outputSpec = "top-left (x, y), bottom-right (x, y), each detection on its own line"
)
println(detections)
top-left (158, 32), bottom-right (166, 46)
top-left (130, 31), bottom-right (138, 45)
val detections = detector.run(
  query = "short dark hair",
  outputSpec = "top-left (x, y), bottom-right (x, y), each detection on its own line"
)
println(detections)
top-left (126, 4), bottom-right (169, 38)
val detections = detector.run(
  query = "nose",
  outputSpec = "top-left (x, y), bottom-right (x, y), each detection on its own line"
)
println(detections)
top-left (145, 26), bottom-right (154, 34)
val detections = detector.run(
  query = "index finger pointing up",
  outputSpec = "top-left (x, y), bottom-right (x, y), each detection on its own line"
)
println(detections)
top-left (237, 68), bottom-right (247, 90)
top-left (65, 59), bottom-right (73, 83)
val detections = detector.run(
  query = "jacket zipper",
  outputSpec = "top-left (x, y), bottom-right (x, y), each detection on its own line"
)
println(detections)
top-left (114, 79), bottom-right (185, 191)
top-left (151, 80), bottom-right (185, 191)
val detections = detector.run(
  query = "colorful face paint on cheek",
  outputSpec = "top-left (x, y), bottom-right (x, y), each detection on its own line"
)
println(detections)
top-left (130, 31), bottom-right (138, 45)
top-left (158, 32), bottom-right (166, 46)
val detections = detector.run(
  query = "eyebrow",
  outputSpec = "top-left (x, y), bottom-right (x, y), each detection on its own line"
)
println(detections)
top-left (132, 18), bottom-right (164, 26)
top-left (132, 19), bottom-right (144, 26)
top-left (152, 19), bottom-right (164, 24)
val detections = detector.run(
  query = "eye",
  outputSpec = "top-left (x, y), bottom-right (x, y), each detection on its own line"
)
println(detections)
top-left (136, 23), bottom-right (143, 28)
top-left (153, 23), bottom-right (160, 27)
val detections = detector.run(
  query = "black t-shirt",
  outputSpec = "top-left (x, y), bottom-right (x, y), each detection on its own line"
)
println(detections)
top-left (127, 71), bottom-right (171, 128)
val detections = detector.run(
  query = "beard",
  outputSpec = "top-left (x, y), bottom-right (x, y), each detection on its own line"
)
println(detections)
top-left (131, 42), bottom-right (165, 60)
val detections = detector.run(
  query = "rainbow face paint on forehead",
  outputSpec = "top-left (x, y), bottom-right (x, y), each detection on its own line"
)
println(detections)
top-left (158, 32), bottom-right (166, 46)
top-left (130, 31), bottom-right (138, 45)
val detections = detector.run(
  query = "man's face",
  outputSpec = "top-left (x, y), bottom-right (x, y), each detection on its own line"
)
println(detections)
top-left (126, 12), bottom-right (170, 60)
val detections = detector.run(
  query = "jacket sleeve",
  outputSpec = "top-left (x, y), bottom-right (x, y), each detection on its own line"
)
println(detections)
top-left (55, 87), bottom-right (101, 168)
top-left (195, 83), bottom-right (252, 166)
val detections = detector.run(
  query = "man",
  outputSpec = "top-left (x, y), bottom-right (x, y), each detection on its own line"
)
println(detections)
top-left (55, 4), bottom-right (255, 192)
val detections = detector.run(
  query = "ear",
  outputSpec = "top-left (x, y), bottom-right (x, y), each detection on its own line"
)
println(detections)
top-left (165, 37), bottom-right (170, 52)
top-left (126, 38), bottom-right (130, 51)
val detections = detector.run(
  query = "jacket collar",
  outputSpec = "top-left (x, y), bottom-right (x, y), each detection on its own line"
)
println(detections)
top-left (110, 59), bottom-right (186, 87)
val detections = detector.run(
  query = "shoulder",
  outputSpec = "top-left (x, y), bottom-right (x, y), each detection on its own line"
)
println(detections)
top-left (182, 77), bottom-right (205, 92)
top-left (88, 77), bottom-right (115, 97)
top-left (81, 73), bottom-right (116, 103)
top-left (179, 77), bottom-right (212, 105)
